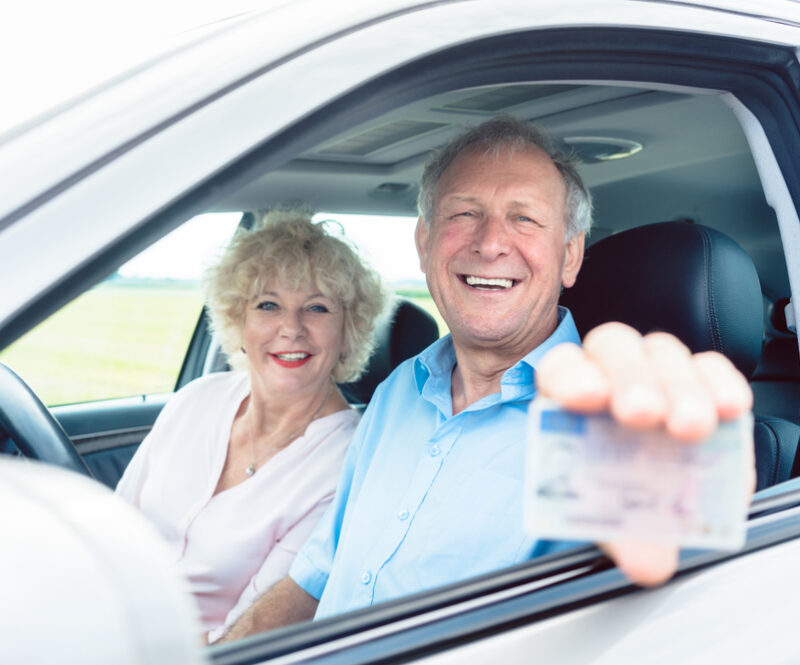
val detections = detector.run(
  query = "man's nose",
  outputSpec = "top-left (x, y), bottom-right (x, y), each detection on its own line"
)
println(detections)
top-left (471, 213), bottom-right (511, 260)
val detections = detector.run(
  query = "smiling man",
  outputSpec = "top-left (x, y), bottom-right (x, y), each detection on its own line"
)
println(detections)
top-left (218, 116), bottom-right (753, 641)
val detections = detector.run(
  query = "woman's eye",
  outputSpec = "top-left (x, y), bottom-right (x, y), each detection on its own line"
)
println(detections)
top-left (256, 301), bottom-right (278, 311)
top-left (309, 304), bottom-right (330, 313)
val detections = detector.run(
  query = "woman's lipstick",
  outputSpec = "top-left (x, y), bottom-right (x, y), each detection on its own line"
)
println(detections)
top-left (270, 352), bottom-right (312, 368)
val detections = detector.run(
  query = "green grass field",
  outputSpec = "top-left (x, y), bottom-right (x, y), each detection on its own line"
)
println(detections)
top-left (0, 283), bottom-right (205, 405)
top-left (0, 282), bottom-right (445, 406)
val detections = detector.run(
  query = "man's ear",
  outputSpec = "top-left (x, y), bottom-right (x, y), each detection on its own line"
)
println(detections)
top-left (561, 231), bottom-right (585, 289)
top-left (414, 216), bottom-right (430, 274)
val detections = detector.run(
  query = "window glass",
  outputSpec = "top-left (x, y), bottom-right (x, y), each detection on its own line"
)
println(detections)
top-left (0, 213), bottom-right (240, 406)
top-left (313, 213), bottom-right (447, 335)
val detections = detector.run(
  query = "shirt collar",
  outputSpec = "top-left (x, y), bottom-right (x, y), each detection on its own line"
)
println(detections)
top-left (413, 306), bottom-right (581, 407)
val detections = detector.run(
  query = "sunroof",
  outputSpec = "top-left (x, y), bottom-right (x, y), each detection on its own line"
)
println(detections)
top-left (318, 120), bottom-right (448, 157)
top-left (435, 84), bottom-right (583, 113)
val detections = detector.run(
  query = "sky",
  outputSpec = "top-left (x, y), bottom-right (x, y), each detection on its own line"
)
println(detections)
top-left (118, 212), bottom-right (426, 284)
top-left (0, 1), bottom-right (275, 133)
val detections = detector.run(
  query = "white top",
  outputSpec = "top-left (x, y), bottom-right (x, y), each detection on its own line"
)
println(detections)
top-left (115, 371), bottom-right (358, 640)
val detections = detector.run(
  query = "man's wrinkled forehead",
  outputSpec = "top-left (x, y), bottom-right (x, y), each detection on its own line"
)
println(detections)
top-left (432, 142), bottom-right (567, 213)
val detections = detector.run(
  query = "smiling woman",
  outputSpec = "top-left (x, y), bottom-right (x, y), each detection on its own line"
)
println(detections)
top-left (115, 210), bottom-right (385, 642)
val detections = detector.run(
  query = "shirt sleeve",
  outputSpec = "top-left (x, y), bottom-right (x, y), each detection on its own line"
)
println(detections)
top-left (288, 397), bottom-right (379, 600)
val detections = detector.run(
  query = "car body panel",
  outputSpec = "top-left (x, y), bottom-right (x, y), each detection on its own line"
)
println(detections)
top-left (412, 535), bottom-right (800, 665)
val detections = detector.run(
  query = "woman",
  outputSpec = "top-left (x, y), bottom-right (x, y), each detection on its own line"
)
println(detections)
top-left (116, 210), bottom-right (384, 641)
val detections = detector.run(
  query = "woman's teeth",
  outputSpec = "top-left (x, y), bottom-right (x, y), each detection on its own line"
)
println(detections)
top-left (275, 352), bottom-right (310, 361)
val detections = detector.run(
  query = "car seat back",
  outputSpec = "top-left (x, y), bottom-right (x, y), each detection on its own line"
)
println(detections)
top-left (339, 297), bottom-right (440, 406)
top-left (751, 297), bottom-right (800, 425)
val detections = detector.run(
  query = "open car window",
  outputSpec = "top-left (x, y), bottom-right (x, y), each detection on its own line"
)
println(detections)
top-left (0, 213), bottom-right (239, 406)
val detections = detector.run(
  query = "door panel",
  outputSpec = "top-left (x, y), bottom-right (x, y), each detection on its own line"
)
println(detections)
top-left (54, 395), bottom-right (169, 488)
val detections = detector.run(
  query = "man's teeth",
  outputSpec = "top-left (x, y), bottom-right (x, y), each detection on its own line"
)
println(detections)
top-left (465, 275), bottom-right (513, 289)
top-left (276, 352), bottom-right (310, 361)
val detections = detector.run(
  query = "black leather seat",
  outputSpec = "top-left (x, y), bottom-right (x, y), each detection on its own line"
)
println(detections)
top-left (561, 221), bottom-right (800, 490)
top-left (339, 297), bottom-right (440, 406)
top-left (751, 297), bottom-right (800, 426)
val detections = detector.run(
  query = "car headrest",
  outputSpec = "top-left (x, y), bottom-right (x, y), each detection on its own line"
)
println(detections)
top-left (339, 297), bottom-right (440, 405)
top-left (560, 221), bottom-right (763, 377)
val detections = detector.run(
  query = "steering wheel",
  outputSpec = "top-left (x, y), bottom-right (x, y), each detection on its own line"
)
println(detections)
top-left (0, 363), bottom-right (92, 477)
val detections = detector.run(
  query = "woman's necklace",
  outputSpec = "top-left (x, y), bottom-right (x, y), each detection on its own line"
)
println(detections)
top-left (244, 382), bottom-right (334, 478)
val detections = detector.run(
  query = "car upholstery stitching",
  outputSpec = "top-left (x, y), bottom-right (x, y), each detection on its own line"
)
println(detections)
top-left (700, 225), bottom-right (723, 354)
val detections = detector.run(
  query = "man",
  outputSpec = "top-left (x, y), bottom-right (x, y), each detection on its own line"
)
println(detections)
top-left (217, 116), bottom-right (753, 641)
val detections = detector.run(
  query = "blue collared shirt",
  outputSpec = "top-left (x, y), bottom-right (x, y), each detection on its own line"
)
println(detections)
top-left (290, 307), bottom-right (581, 619)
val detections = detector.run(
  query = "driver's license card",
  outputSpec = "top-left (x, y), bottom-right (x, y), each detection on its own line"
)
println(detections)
top-left (525, 398), bottom-right (751, 550)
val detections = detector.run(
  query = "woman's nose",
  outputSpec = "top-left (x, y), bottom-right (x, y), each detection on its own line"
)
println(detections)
top-left (279, 311), bottom-right (306, 338)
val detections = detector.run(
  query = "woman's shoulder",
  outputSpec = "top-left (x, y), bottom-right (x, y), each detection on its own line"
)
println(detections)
top-left (162, 371), bottom-right (249, 415)
top-left (176, 371), bottom-right (249, 397)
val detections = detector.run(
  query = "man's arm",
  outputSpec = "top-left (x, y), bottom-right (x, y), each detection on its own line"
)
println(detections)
top-left (214, 577), bottom-right (318, 644)
top-left (536, 322), bottom-right (755, 586)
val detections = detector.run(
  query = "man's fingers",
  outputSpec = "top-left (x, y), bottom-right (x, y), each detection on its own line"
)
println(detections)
top-left (600, 540), bottom-right (679, 587)
top-left (693, 351), bottom-right (753, 420)
top-left (539, 324), bottom-right (752, 442)
top-left (582, 323), bottom-right (667, 428)
top-left (643, 332), bottom-right (717, 441)
top-left (536, 342), bottom-right (609, 411)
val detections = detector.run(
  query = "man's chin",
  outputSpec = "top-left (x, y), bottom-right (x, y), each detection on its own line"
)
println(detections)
top-left (447, 311), bottom-right (558, 355)
top-left (450, 323), bottom-right (520, 349)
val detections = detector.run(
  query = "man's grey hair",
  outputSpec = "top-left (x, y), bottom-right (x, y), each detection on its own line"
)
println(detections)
top-left (416, 115), bottom-right (593, 240)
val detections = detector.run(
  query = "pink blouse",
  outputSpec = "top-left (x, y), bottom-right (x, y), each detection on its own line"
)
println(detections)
top-left (115, 371), bottom-right (357, 640)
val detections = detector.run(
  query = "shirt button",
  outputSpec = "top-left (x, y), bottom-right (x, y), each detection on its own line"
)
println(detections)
top-left (361, 572), bottom-right (372, 585)
top-left (429, 445), bottom-right (441, 457)
top-left (397, 509), bottom-right (409, 520)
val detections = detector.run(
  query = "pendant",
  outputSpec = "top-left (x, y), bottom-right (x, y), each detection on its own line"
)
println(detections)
top-left (245, 465), bottom-right (255, 477)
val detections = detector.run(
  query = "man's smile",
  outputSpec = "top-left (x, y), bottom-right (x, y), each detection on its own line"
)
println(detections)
top-left (459, 274), bottom-right (519, 290)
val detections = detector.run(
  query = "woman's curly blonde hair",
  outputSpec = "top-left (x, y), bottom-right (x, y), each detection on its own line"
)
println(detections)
top-left (202, 210), bottom-right (385, 383)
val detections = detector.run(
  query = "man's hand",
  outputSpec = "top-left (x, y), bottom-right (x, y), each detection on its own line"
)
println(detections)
top-left (213, 576), bottom-right (318, 644)
top-left (536, 322), bottom-right (755, 586)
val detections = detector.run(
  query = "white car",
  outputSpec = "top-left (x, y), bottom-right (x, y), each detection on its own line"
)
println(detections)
top-left (2, 1), bottom-right (800, 663)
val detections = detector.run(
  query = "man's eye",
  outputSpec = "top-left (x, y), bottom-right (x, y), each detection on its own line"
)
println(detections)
top-left (309, 304), bottom-right (330, 313)
top-left (256, 301), bottom-right (278, 311)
